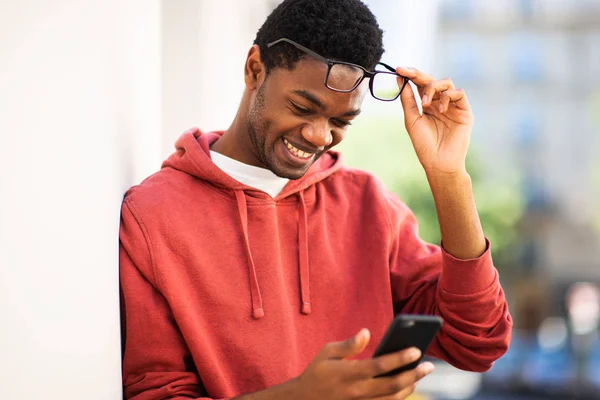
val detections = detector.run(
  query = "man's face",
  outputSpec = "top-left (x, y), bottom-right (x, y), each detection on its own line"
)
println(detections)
top-left (246, 58), bottom-right (368, 180)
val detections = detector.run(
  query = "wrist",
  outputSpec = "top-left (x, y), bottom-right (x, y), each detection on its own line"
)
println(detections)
top-left (425, 169), bottom-right (471, 191)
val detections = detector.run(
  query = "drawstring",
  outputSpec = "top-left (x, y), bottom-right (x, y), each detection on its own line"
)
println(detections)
top-left (298, 191), bottom-right (312, 315)
top-left (234, 189), bottom-right (311, 318)
top-left (234, 190), bottom-right (265, 319)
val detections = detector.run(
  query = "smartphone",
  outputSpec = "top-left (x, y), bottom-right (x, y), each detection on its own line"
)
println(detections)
top-left (372, 314), bottom-right (443, 377)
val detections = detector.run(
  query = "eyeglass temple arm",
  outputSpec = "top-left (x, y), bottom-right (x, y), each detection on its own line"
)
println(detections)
top-left (266, 38), bottom-right (329, 64)
top-left (378, 62), bottom-right (399, 74)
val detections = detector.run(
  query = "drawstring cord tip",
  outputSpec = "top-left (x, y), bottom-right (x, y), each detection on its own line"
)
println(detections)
top-left (252, 307), bottom-right (265, 319)
top-left (301, 302), bottom-right (312, 315)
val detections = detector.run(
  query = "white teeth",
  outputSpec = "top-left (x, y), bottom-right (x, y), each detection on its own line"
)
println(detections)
top-left (284, 139), bottom-right (312, 159)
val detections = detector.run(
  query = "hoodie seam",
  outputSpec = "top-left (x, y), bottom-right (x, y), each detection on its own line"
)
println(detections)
top-left (124, 197), bottom-right (161, 290)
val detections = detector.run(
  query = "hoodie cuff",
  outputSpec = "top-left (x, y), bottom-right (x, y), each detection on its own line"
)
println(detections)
top-left (438, 238), bottom-right (496, 295)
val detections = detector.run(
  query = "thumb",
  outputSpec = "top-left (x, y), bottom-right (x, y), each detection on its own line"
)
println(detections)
top-left (322, 329), bottom-right (371, 360)
top-left (397, 72), bottom-right (421, 130)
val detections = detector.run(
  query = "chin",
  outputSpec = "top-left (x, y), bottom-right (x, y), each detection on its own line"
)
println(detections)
top-left (264, 141), bottom-right (323, 180)
top-left (271, 164), bottom-right (310, 180)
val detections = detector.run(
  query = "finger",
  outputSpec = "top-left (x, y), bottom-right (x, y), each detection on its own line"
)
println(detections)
top-left (320, 329), bottom-right (370, 360)
top-left (371, 384), bottom-right (416, 400)
top-left (355, 361), bottom-right (434, 398)
top-left (361, 347), bottom-right (422, 378)
top-left (437, 88), bottom-right (470, 111)
top-left (421, 78), bottom-right (455, 107)
top-left (439, 93), bottom-right (451, 113)
top-left (398, 80), bottom-right (421, 130)
top-left (395, 66), bottom-right (435, 87)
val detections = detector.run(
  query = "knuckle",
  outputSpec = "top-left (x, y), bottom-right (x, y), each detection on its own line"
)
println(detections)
top-left (321, 342), bottom-right (333, 355)
top-left (372, 358), bottom-right (387, 375)
top-left (407, 369), bottom-right (420, 382)
top-left (313, 361), bottom-right (328, 376)
top-left (388, 379), bottom-right (405, 393)
top-left (345, 383), bottom-right (365, 399)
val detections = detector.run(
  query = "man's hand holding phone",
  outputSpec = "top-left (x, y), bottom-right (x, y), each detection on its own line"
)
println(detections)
top-left (291, 328), bottom-right (434, 399)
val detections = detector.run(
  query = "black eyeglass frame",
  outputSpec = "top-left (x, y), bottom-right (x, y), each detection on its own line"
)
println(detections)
top-left (266, 38), bottom-right (408, 102)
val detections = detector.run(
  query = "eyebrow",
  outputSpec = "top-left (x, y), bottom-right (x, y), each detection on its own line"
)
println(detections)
top-left (292, 90), bottom-right (326, 110)
top-left (292, 89), bottom-right (361, 117)
top-left (343, 108), bottom-right (362, 117)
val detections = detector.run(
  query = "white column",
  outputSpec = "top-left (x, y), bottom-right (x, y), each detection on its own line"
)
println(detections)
top-left (0, 0), bottom-right (161, 399)
top-left (161, 0), bottom-right (277, 155)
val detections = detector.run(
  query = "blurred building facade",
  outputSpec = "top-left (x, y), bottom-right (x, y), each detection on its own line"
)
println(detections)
top-left (437, 0), bottom-right (600, 303)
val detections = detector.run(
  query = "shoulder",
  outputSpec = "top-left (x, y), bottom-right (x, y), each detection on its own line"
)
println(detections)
top-left (325, 165), bottom-right (414, 227)
top-left (122, 167), bottom-right (202, 216)
top-left (326, 166), bottom-right (407, 206)
top-left (328, 165), bottom-right (383, 193)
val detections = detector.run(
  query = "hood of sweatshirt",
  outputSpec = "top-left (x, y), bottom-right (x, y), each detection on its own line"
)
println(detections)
top-left (161, 127), bottom-right (343, 319)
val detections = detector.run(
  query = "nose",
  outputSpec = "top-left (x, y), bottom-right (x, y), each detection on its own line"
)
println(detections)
top-left (300, 122), bottom-right (333, 149)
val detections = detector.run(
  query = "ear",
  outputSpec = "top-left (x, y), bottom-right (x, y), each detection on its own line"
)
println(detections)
top-left (244, 45), bottom-right (266, 91)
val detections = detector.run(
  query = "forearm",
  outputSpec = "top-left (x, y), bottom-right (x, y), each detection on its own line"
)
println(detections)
top-left (426, 170), bottom-right (486, 259)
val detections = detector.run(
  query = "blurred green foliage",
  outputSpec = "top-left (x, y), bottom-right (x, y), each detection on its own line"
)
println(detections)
top-left (339, 113), bottom-right (523, 268)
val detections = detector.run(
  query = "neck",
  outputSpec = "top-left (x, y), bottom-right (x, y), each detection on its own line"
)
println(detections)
top-left (211, 97), bottom-right (262, 167)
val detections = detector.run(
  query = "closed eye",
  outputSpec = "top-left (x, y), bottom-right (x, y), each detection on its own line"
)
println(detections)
top-left (332, 119), bottom-right (352, 128)
top-left (289, 101), bottom-right (311, 115)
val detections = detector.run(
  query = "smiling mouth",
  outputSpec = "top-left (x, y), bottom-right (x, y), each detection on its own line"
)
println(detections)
top-left (283, 138), bottom-right (315, 160)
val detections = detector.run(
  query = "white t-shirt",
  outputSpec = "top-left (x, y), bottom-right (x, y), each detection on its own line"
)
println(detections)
top-left (210, 150), bottom-right (289, 198)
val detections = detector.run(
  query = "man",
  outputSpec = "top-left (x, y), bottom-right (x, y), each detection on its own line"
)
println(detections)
top-left (119, 0), bottom-right (512, 399)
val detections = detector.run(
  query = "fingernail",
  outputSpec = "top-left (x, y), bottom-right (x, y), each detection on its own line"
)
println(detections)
top-left (422, 362), bottom-right (435, 375)
top-left (422, 95), bottom-right (428, 105)
top-left (439, 103), bottom-right (444, 113)
top-left (358, 328), bottom-right (370, 341)
top-left (408, 348), bottom-right (422, 360)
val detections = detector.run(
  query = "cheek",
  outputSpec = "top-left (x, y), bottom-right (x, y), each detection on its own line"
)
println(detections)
top-left (266, 111), bottom-right (305, 137)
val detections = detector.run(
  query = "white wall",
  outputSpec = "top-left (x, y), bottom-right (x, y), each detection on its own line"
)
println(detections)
top-left (0, 0), bottom-right (161, 398)
top-left (161, 0), bottom-right (276, 156)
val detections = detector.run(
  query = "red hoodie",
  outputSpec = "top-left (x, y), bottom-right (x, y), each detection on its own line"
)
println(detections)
top-left (120, 128), bottom-right (512, 400)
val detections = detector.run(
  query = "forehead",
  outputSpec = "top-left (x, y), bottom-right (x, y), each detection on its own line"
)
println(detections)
top-left (267, 58), bottom-right (368, 110)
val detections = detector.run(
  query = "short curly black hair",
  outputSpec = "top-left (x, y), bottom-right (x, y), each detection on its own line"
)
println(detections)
top-left (254, 0), bottom-right (384, 73)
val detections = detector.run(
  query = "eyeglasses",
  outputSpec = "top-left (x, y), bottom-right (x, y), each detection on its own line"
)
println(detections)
top-left (266, 38), bottom-right (408, 102)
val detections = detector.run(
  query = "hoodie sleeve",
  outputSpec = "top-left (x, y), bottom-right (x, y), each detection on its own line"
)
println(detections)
top-left (383, 189), bottom-right (512, 372)
top-left (120, 198), bottom-right (220, 400)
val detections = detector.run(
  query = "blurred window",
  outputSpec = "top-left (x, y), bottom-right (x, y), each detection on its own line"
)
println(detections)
top-left (510, 32), bottom-right (544, 83)
top-left (512, 101), bottom-right (540, 148)
top-left (518, 0), bottom-right (535, 19)
top-left (440, 0), bottom-right (473, 20)
top-left (446, 33), bottom-right (482, 84)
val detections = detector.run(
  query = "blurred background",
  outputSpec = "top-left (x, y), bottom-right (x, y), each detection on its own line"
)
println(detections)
top-left (342, 1), bottom-right (600, 399)
top-left (1, 0), bottom-right (599, 399)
